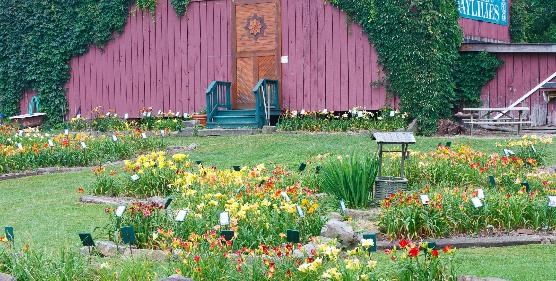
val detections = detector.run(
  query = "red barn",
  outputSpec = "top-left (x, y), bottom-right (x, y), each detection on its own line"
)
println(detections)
top-left (19, 0), bottom-right (556, 127)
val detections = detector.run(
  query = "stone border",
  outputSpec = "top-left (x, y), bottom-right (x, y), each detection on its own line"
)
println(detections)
top-left (0, 144), bottom-right (197, 182)
top-left (177, 128), bottom-right (262, 137)
top-left (80, 195), bottom-right (165, 206)
top-left (376, 234), bottom-right (556, 250)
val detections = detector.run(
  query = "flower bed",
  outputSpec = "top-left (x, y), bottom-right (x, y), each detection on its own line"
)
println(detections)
top-left (91, 155), bottom-right (325, 248)
top-left (0, 130), bottom-right (162, 173)
top-left (379, 187), bottom-right (556, 239)
top-left (68, 107), bottom-right (186, 132)
top-left (277, 108), bottom-right (408, 132)
top-left (387, 136), bottom-right (554, 190)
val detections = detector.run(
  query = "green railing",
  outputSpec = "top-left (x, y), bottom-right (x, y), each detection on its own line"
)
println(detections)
top-left (206, 81), bottom-right (232, 123)
top-left (252, 79), bottom-right (279, 127)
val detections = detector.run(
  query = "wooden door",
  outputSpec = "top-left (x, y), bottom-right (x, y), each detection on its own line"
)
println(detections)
top-left (233, 0), bottom-right (280, 109)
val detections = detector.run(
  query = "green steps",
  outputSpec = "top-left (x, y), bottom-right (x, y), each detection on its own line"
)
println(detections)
top-left (206, 109), bottom-right (258, 129)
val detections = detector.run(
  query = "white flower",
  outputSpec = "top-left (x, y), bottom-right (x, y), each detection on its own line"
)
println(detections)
top-left (322, 108), bottom-right (328, 114)
top-left (377, 117), bottom-right (383, 120)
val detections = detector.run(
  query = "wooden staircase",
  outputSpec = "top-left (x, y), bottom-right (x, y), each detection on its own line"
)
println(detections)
top-left (205, 80), bottom-right (280, 129)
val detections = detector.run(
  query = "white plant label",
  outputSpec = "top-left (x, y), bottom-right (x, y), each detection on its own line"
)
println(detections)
top-left (76, 114), bottom-right (81, 119)
top-left (131, 174), bottom-right (140, 181)
top-left (281, 191), bottom-right (291, 202)
top-left (105, 112), bottom-right (110, 116)
top-left (340, 200), bottom-right (347, 213)
top-left (157, 110), bottom-right (162, 115)
top-left (112, 135), bottom-right (118, 142)
top-left (124, 113), bottom-right (129, 119)
top-left (477, 189), bottom-right (485, 200)
top-left (175, 209), bottom-right (188, 222)
top-left (18, 130), bottom-right (23, 136)
top-left (160, 130), bottom-right (165, 137)
top-left (80, 142), bottom-right (87, 149)
top-left (219, 211), bottom-right (230, 226)
top-left (296, 205), bottom-right (305, 218)
top-left (115, 206), bottom-right (126, 217)
top-left (147, 112), bottom-right (152, 117)
top-left (471, 197), bottom-right (483, 208)
top-left (503, 149), bottom-right (515, 156)
top-left (141, 132), bottom-right (147, 139)
top-left (390, 111), bottom-right (396, 117)
top-left (183, 113), bottom-right (188, 118)
top-left (420, 194), bottom-right (430, 205)
top-left (549, 196), bottom-right (556, 208)
top-left (48, 139), bottom-right (54, 147)
top-left (16, 143), bottom-right (23, 150)
top-left (176, 112), bottom-right (180, 117)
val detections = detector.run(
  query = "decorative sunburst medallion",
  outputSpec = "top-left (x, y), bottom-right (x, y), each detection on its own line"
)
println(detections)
top-left (245, 14), bottom-right (266, 40)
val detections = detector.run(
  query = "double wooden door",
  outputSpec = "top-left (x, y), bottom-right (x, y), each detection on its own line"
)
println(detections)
top-left (232, 0), bottom-right (280, 109)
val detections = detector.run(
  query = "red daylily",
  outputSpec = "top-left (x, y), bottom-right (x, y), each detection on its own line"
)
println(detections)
top-left (408, 247), bottom-right (419, 258)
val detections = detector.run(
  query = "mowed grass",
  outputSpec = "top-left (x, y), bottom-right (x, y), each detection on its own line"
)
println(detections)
top-left (0, 133), bottom-right (555, 280)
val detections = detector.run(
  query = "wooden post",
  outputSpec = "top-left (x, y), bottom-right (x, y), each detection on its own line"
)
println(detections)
top-left (470, 113), bottom-right (474, 135)
top-left (400, 144), bottom-right (406, 178)
top-left (377, 144), bottom-right (383, 178)
top-left (518, 109), bottom-right (523, 135)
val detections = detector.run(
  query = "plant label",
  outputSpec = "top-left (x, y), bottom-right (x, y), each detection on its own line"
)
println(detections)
top-left (147, 112), bottom-right (152, 117)
top-left (176, 112), bottom-right (180, 117)
top-left (141, 132), bottom-right (147, 139)
top-left (80, 142), bottom-right (87, 149)
top-left (420, 194), bottom-right (430, 205)
top-left (531, 145), bottom-right (537, 153)
top-left (112, 135), bottom-right (118, 142)
top-left (340, 200), bottom-right (347, 214)
top-left (390, 111), bottom-right (396, 117)
top-left (220, 211), bottom-right (230, 226)
top-left (123, 113), bottom-right (128, 119)
top-left (115, 205), bottom-right (126, 217)
top-left (160, 130), bottom-right (165, 137)
top-left (131, 174), bottom-right (140, 181)
top-left (549, 196), bottom-right (556, 208)
top-left (472, 197), bottom-right (483, 208)
top-left (503, 149), bottom-right (515, 156)
top-left (105, 112), bottom-right (110, 116)
top-left (48, 139), bottom-right (54, 147)
top-left (281, 191), bottom-right (291, 202)
top-left (157, 110), bottom-right (162, 115)
top-left (76, 114), bottom-right (81, 119)
top-left (296, 205), bottom-right (305, 218)
top-left (175, 209), bottom-right (188, 222)
top-left (18, 130), bottom-right (23, 136)
top-left (16, 143), bottom-right (22, 150)
top-left (477, 189), bottom-right (485, 199)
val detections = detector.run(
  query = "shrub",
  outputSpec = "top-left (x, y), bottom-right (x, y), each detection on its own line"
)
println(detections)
top-left (319, 154), bottom-right (379, 209)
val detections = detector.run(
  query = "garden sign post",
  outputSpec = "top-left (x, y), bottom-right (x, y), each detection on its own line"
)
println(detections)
top-left (372, 132), bottom-right (416, 201)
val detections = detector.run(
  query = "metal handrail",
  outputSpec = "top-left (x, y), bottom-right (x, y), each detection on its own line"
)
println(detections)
top-left (206, 81), bottom-right (232, 123)
top-left (252, 79), bottom-right (279, 127)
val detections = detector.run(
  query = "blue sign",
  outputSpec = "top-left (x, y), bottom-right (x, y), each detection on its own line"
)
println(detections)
top-left (457, 0), bottom-right (508, 26)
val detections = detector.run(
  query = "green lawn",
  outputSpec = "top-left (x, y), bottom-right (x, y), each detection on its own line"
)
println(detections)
top-left (0, 134), bottom-right (555, 280)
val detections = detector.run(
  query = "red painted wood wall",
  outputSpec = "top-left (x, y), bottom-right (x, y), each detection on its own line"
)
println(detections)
top-left (458, 0), bottom-right (511, 43)
top-left (480, 52), bottom-right (556, 126)
top-left (20, 0), bottom-right (393, 117)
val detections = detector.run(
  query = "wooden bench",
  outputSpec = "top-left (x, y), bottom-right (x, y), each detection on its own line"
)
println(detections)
top-left (462, 107), bottom-right (531, 135)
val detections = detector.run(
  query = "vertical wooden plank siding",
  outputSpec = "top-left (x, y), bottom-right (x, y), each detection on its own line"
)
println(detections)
top-left (480, 52), bottom-right (556, 126)
top-left (458, 0), bottom-right (511, 43)
top-left (27, 0), bottom-right (536, 119)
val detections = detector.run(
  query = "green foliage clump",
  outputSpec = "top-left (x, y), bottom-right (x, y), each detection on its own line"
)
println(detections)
top-left (511, 0), bottom-right (556, 43)
top-left (0, 0), bottom-right (133, 125)
top-left (453, 52), bottom-right (503, 108)
top-left (171, 0), bottom-right (192, 16)
top-left (319, 153), bottom-right (379, 209)
top-left (329, 0), bottom-right (463, 134)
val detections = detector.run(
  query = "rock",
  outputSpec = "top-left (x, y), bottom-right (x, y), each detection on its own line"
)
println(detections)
top-left (320, 219), bottom-right (358, 247)
top-left (540, 237), bottom-right (553, 245)
top-left (516, 229), bottom-right (534, 235)
top-left (97, 241), bottom-right (121, 257)
top-left (160, 274), bottom-right (193, 281)
top-left (0, 273), bottom-right (16, 281)
top-left (457, 276), bottom-right (508, 281)
top-left (345, 208), bottom-right (379, 221)
top-left (127, 249), bottom-right (170, 261)
top-left (186, 143), bottom-right (198, 150)
top-left (262, 126), bottom-right (277, 134)
top-left (406, 119), bottom-right (418, 133)
top-left (328, 212), bottom-right (343, 221)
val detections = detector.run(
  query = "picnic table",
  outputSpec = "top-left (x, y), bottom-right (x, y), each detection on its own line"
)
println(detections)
top-left (462, 107), bottom-right (531, 135)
